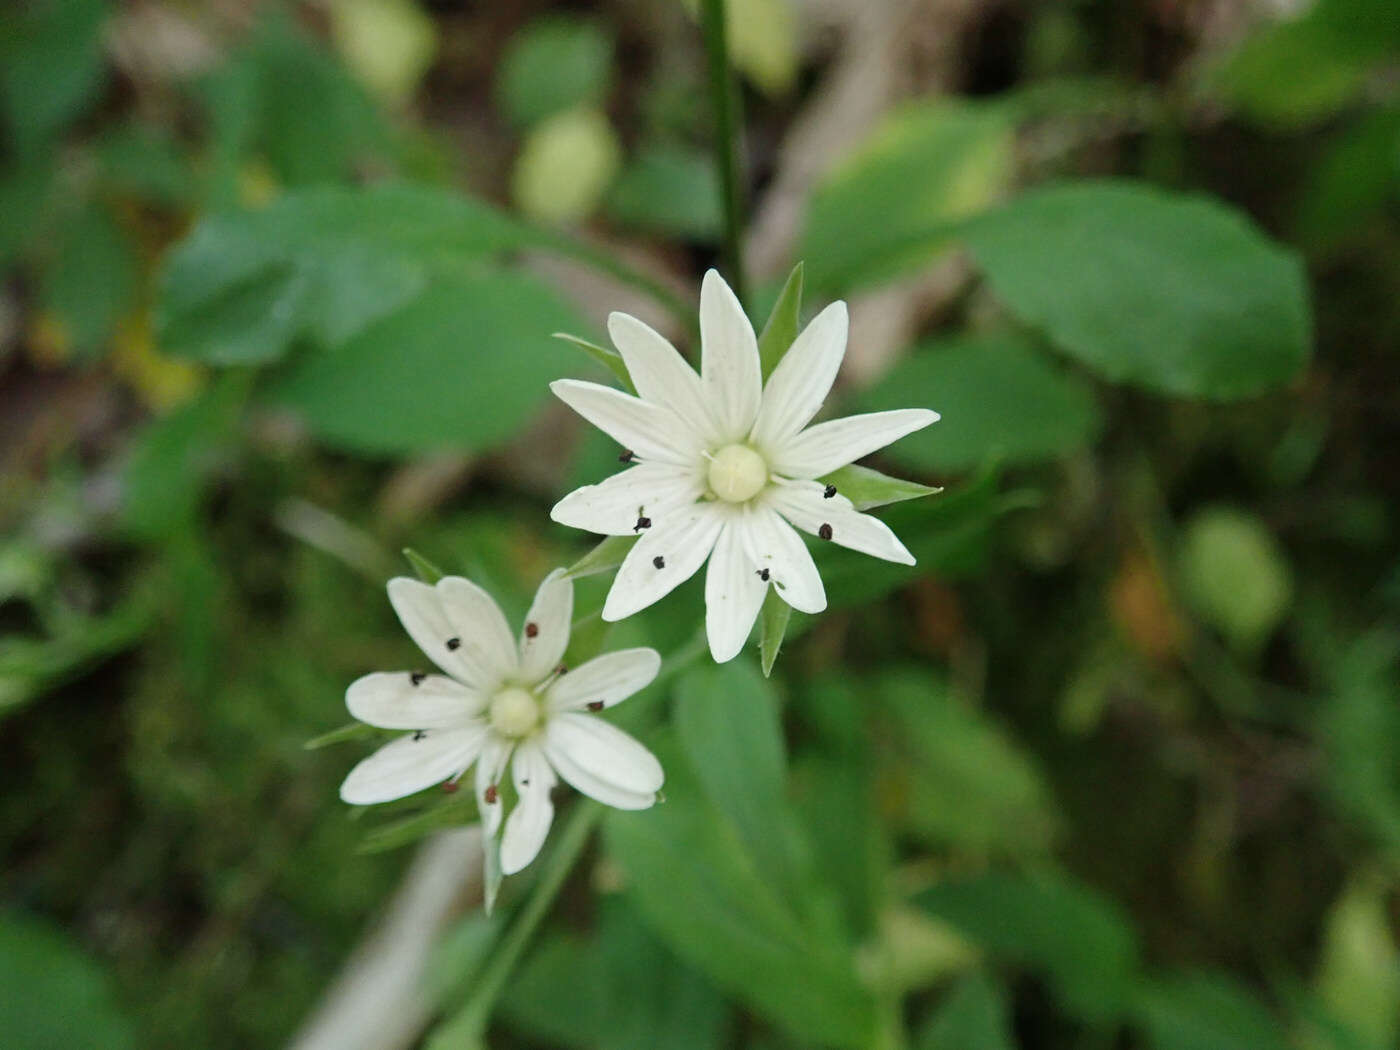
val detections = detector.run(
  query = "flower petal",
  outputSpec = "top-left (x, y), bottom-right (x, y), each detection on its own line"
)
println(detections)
top-left (340, 725), bottom-right (488, 805)
top-left (550, 462), bottom-right (704, 537)
top-left (608, 312), bottom-right (718, 444)
top-left (543, 711), bottom-right (664, 795)
top-left (770, 409), bottom-right (940, 479)
top-left (766, 480), bottom-right (914, 565)
top-left (739, 505), bottom-right (827, 614)
top-left (345, 672), bottom-right (486, 729)
top-left (500, 742), bottom-right (557, 875)
top-left (475, 736), bottom-right (512, 837)
top-left (601, 503), bottom-right (726, 622)
top-left (541, 723), bottom-right (657, 811)
top-left (551, 379), bottom-right (702, 466)
top-left (750, 301), bottom-right (848, 451)
top-left (518, 569), bottom-right (573, 682)
top-left (546, 647), bottom-right (661, 712)
top-left (699, 270), bottom-right (762, 441)
top-left (387, 578), bottom-right (495, 687)
top-left (433, 576), bottom-right (518, 686)
top-left (704, 518), bottom-right (768, 663)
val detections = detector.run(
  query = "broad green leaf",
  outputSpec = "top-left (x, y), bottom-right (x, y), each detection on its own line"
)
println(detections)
top-left (565, 535), bottom-right (638, 579)
top-left (607, 145), bottom-right (723, 241)
top-left (606, 739), bottom-right (876, 1047)
top-left (270, 269), bottom-right (586, 454)
top-left (802, 101), bottom-right (1013, 291)
top-left (512, 107), bottom-right (621, 225)
top-left (1319, 634), bottom-right (1400, 856)
top-left (1132, 971), bottom-right (1290, 1050)
top-left (0, 0), bottom-right (109, 156)
top-left (757, 262), bottom-right (804, 381)
top-left (0, 912), bottom-right (136, 1050)
top-left (758, 586), bottom-right (793, 677)
top-left (157, 183), bottom-right (540, 364)
top-left (793, 754), bottom-right (886, 941)
top-left (917, 868), bottom-right (1139, 1022)
top-left (1178, 507), bottom-right (1292, 655)
top-left (402, 547), bottom-right (446, 584)
top-left (964, 180), bottom-right (1312, 399)
top-left (1314, 873), bottom-right (1400, 1049)
top-left (1296, 106), bottom-right (1400, 250)
top-left (329, 0), bottom-right (438, 106)
top-left (42, 201), bottom-right (138, 356)
top-left (96, 121), bottom-right (193, 205)
top-left (818, 464), bottom-right (940, 511)
top-left (918, 974), bottom-right (1016, 1050)
top-left (495, 16), bottom-right (613, 128)
top-left (862, 334), bottom-right (1101, 472)
top-left (723, 0), bottom-right (799, 96)
top-left (878, 668), bottom-right (1058, 855)
top-left (554, 331), bottom-right (635, 393)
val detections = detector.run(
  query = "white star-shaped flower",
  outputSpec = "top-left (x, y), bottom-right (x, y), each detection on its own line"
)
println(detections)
top-left (550, 269), bottom-right (939, 663)
top-left (339, 569), bottom-right (663, 875)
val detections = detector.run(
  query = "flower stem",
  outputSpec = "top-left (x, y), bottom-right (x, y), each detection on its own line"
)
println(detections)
top-left (700, 0), bottom-right (748, 306)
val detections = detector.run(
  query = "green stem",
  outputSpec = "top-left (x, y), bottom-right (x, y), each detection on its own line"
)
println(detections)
top-left (700, 0), bottom-right (747, 305)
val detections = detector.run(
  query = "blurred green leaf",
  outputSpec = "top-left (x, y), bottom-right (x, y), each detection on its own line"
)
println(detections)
top-left (512, 107), bottom-right (621, 225)
top-left (1178, 507), bottom-right (1292, 654)
top-left (607, 144), bottom-right (723, 241)
top-left (42, 201), bottom-right (138, 356)
top-left (917, 974), bottom-right (1016, 1050)
top-left (818, 464), bottom-right (941, 511)
top-left (802, 101), bottom-right (1013, 290)
top-left (758, 586), bottom-right (792, 677)
top-left (757, 262), bottom-right (804, 381)
top-left (1132, 971), bottom-right (1290, 1050)
top-left (863, 334), bottom-right (1101, 472)
top-left (964, 180), bottom-right (1312, 400)
top-left (1314, 873), bottom-right (1400, 1050)
top-left (96, 121), bottom-right (193, 205)
top-left (496, 16), bottom-right (613, 128)
top-left (0, 912), bottom-right (135, 1050)
top-left (0, 0), bottom-right (109, 156)
top-left (271, 269), bottom-right (585, 454)
top-left (1296, 106), bottom-right (1400, 250)
top-left (917, 868), bottom-right (1139, 1023)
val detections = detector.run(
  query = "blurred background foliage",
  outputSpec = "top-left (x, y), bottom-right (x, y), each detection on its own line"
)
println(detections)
top-left (0, 0), bottom-right (1398, 1048)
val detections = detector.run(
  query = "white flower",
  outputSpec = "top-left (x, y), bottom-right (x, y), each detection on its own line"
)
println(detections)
top-left (339, 569), bottom-right (664, 875)
top-left (549, 270), bottom-right (939, 663)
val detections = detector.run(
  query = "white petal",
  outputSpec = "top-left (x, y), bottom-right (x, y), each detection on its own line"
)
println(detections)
top-left (739, 505), bottom-right (827, 614)
top-left (543, 711), bottom-right (664, 794)
top-left (541, 721), bottom-right (657, 810)
top-left (546, 647), bottom-right (661, 712)
top-left (608, 312), bottom-right (718, 444)
top-left (601, 503), bottom-right (726, 621)
top-left (550, 462), bottom-right (703, 537)
top-left (386, 578), bottom-right (490, 686)
top-left (750, 301), bottom-right (848, 451)
top-left (518, 569), bottom-right (573, 682)
top-left (431, 576), bottom-right (518, 686)
top-left (339, 725), bottom-right (488, 805)
top-left (551, 379), bottom-right (702, 466)
top-left (475, 736), bottom-right (512, 837)
top-left (699, 269), bottom-right (762, 441)
top-left (771, 409), bottom-right (940, 479)
top-left (766, 481), bottom-right (915, 565)
top-left (500, 742), bottom-right (557, 875)
top-left (704, 519), bottom-right (768, 663)
top-left (345, 672), bottom-right (486, 729)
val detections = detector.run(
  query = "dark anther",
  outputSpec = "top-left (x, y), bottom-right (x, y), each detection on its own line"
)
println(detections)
top-left (756, 568), bottom-right (770, 581)
top-left (555, 663), bottom-right (568, 675)
top-left (653, 555), bottom-right (665, 569)
top-left (410, 672), bottom-right (426, 686)
top-left (525, 622), bottom-right (539, 638)
top-left (587, 700), bottom-right (604, 712)
top-left (521, 778), bottom-right (530, 786)
top-left (484, 784), bottom-right (499, 804)
top-left (413, 730), bottom-right (427, 741)
top-left (818, 523), bottom-right (833, 540)
top-left (446, 637), bottom-right (461, 651)
top-left (634, 516), bottom-right (652, 531)
top-left (823, 484), bottom-right (837, 499)
top-left (441, 781), bottom-right (459, 794)
top-left (618, 449), bottom-right (635, 463)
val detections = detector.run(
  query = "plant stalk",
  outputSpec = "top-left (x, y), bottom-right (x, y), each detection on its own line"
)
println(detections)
top-left (700, 0), bottom-right (748, 305)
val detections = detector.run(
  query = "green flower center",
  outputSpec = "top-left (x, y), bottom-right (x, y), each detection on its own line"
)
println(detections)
top-left (708, 444), bottom-right (768, 503)
top-left (489, 686), bottom-right (540, 738)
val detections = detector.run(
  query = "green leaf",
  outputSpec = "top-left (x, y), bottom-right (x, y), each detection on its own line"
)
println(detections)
top-left (565, 534), bottom-right (638, 579)
top-left (495, 16), bottom-right (613, 128)
top-left (0, 0), bottom-right (109, 156)
top-left (357, 798), bottom-right (479, 854)
top-left (802, 101), bottom-right (1013, 291)
top-left (757, 262), bottom-right (804, 381)
top-left (270, 269), bottom-right (586, 454)
top-left (157, 183), bottom-right (541, 364)
top-left (1296, 106), bottom-right (1400, 250)
top-left (916, 868), bottom-right (1139, 1023)
top-left (818, 464), bottom-right (941, 512)
top-left (1314, 873), bottom-right (1400, 1049)
top-left (605, 739), bottom-right (875, 1047)
top-left (963, 179), bottom-right (1312, 400)
top-left (606, 145), bottom-right (723, 241)
top-left (758, 586), bottom-right (793, 677)
top-left (1132, 971), bottom-right (1290, 1050)
top-left (553, 331), bottom-right (635, 393)
top-left (42, 201), bottom-right (138, 356)
top-left (862, 334), bottom-right (1101, 472)
top-left (402, 547), bottom-right (446, 583)
top-left (1178, 507), bottom-right (1292, 655)
top-left (0, 912), bottom-right (136, 1050)
top-left (917, 974), bottom-right (1016, 1050)
top-left (511, 107), bottom-right (621, 225)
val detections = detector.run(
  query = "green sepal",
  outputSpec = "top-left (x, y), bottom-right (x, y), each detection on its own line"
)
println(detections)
top-left (303, 721), bottom-right (381, 750)
top-left (819, 463), bottom-right (942, 511)
top-left (357, 796), bottom-right (480, 855)
top-left (553, 331), bottom-right (636, 394)
top-left (403, 547), bottom-right (446, 583)
top-left (757, 261), bottom-right (804, 381)
top-left (758, 587), bottom-right (793, 678)
top-left (565, 534), bottom-right (638, 579)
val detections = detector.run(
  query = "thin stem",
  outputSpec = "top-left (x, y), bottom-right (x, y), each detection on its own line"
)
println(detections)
top-left (700, 0), bottom-right (747, 305)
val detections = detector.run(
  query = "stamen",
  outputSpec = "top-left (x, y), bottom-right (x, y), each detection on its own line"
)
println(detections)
top-left (555, 663), bottom-right (568, 675)
top-left (586, 700), bottom-right (604, 712)
top-left (756, 568), bottom-right (770, 581)
top-left (823, 485), bottom-right (837, 499)
top-left (618, 449), bottom-right (635, 463)
top-left (413, 730), bottom-right (427, 741)
top-left (525, 622), bottom-right (539, 638)
top-left (446, 637), bottom-right (461, 650)
top-left (484, 784), bottom-right (499, 804)
top-left (442, 780), bottom-right (459, 794)
top-left (653, 555), bottom-right (665, 569)
top-left (410, 672), bottom-right (426, 686)
top-left (634, 516), bottom-right (651, 531)
top-left (818, 523), bottom-right (833, 540)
